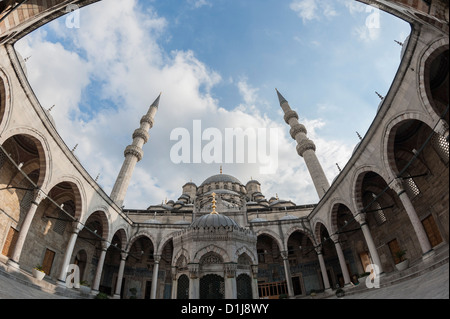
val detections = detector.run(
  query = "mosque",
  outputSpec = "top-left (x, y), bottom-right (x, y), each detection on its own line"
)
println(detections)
top-left (0, 0), bottom-right (448, 299)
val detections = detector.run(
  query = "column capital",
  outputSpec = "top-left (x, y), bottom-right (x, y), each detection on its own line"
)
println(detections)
top-left (435, 118), bottom-right (449, 138)
top-left (188, 263), bottom-right (199, 279)
top-left (32, 188), bottom-right (47, 205)
top-left (354, 213), bottom-right (367, 225)
top-left (280, 250), bottom-right (289, 260)
top-left (314, 246), bottom-right (323, 255)
top-left (390, 178), bottom-right (405, 196)
top-left (329, 234), bottom-right (340, 244)
top-left (153, 255), bottom-right (161, 263)
top-left (251, 265), bottom-right (258, 279)
top-left (224, 262), bottom-right (237, 278)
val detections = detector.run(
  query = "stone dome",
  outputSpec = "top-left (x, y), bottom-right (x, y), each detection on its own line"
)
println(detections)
top-left (200, 174), bottom-right (243, 186)
top-left (190, 213), bottom-right (239, 228)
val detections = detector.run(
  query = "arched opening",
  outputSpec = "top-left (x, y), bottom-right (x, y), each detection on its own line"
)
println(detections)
top-left (177, 274), bottom-right (189, 299)
top-left (1, 134), bottom-right (47, 262)
top-left (286, 230), bottom-right (321, 295)
top-left (256, 234), bottom-right (286, 299)
top-left (159, 239), bottom-right (174, 299)
top-left (388, 119), bottom-right (448, 261)
top-left (316, 222), bottom-right (342, 289)
top-left (74, 249), bottom-right (88, 283)
top-left (330, 204), bottom-right (358, 286)
top-left (425, 48), bottom-right (449, 125)
top-left (0, 76), bottom-right (6, 126)
top-left (101, 231), bottom-right (126, 297)
top-left (236, 274), bottom-right (252, 299)
top-left (200, 274), bottom-right (224, 299)
top-left (123, 235), bottom-right (155, 299)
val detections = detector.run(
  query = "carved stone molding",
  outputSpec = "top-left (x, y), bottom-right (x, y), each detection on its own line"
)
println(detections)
top-left (296, 139), bottom-right (316, 157)
top-left (290, 123), bottom-right (307, 140)
top-left (284, 110), bottom-right (299, 125)
top-left (124, 145), bottom-right (144, 162)
top-left (132, 128), bottom-right (150, 144)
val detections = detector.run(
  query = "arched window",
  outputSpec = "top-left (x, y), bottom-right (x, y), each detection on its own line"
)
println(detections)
top-left (431, 132), bottom-right (449, 164)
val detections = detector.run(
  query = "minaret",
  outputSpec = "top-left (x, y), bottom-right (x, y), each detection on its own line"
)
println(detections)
top-left (110, 93), bottom-right (161, 207)
top-left (276, 89), bottom-right (330, 199)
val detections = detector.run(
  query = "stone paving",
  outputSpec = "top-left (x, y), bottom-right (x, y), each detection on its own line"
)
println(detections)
top-left (327, 262), bottom-right (449, 299)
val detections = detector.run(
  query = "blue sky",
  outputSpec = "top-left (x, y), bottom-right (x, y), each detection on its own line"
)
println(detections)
top-left (15, 0), bottom-right (411, 208)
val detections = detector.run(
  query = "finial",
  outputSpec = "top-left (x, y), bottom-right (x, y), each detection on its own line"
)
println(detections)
top-left (210, 192), bottom-right (218, 215)
top-left (220, 166), bottom-right (223, 174)
top-left (276, 193), bottom-right (279, 200)
top-left (95, 173), bottom-right (100, 182)
top-left (165, 197), bottom-right (167, 204)
top-left (150, 92), bottom-right (162, 109)
top-left (394, 40), bottom-right (403, 47)
top-left (24, 56), bottom-right (31, 62)
top-left (336, 163), bottom-right (342, 172)
top-left (72, 144), bottom-right (78, 152)
top-left (47, 105), bottom-right (55, 112)
top-left (375, 91), bottom-right (384, 100)
top-left (276, 88), bottom-right (288, 105)
top-left (356, 131), bottom-right (363, 141)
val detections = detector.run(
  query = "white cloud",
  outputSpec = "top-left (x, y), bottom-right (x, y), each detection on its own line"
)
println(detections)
top-left (16, 0), bottom-right (355, 208)
top-left (290, 0), bottom-right (338, 22)
top-left (187, 0), bottom-right (211, 9)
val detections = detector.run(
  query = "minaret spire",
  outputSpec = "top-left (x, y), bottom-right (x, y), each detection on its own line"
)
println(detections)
top-left (277, 89), bottom-right (330, 199)
top-left (110, 93), bottom-right (161, 207)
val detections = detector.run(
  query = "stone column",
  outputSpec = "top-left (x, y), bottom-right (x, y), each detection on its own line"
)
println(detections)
top-left (57, 222), bottom-right (82, 287)
top-left (330, 235), bottom-right (351, 286)
top-left (150, 255), bottom-right (161, 299)
top-left (188, 263), bottom-right (199, 299)
top-left (355, 213), bottom-right (384, 274)
top-left (7, 189), bottom-right (46, 270)
top-left (315, 247), bottom-right (331, 291)
top-left (91, 243), bottom-right (109, 294)
top-left (224, 263), bottom-right (237, 299)
top-left (171, 267), bottom-right (178, 299)
top-left (281, 251), bottom-right (294, 297)
top-left (251, 265), bottom-right (259, 299)
top-left (113, 252), bottom-right (128, 299)
top-left (390, 178), bottom-right (433, 258)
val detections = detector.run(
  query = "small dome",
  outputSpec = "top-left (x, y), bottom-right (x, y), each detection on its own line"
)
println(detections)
top-left (246, 180), bottom-right (260, 185)
top-left (200, 174), bottom-right (243, 186)
top-left (190, 213), bottom-right (239, 228)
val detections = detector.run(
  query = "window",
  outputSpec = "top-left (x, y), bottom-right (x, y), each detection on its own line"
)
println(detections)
top-left (405, 174), bottom-right (420, 198)
top-left (372, 201), bottom-right (387, 225)
top-left (431, 133), bottom-right (449, 164)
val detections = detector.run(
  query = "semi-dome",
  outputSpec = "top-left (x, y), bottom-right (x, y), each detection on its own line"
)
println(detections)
top-left (190, 213), bottom-right (239, 228)
top-left (200, 174), bottom-right (243, 186)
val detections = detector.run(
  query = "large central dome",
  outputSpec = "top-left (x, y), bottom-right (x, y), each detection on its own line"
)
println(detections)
top-left (200, 174), bottom-right (243, 186)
